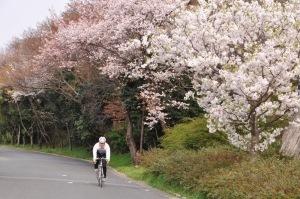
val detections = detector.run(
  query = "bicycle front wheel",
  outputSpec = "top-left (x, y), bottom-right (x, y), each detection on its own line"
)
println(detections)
top-left (97, 170), bottom-right (101, 187)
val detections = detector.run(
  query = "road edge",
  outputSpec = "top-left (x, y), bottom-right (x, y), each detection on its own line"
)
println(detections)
top-left (1, 145), bottom-right (180, 199)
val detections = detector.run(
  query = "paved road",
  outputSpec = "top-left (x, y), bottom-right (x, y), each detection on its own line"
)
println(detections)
top-left (0, 146), bottom-right (174, 199)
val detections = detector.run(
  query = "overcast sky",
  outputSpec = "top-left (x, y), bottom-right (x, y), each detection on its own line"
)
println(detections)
top-left (0, 0), bottom-right (70, 50)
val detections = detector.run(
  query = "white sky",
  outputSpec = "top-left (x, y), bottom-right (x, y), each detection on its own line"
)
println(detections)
top-left (0, 0), bottom-right (70, 50)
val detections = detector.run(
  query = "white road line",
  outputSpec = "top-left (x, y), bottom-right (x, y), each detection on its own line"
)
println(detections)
top-left (0, 175), bottom-right (145, 189)
top-left (0, 175), bottom-right (77, 183)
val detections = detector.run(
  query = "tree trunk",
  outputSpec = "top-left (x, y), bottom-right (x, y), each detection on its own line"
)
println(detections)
top-left (17, 125), bottom-right (21, 145)
top-left (66, 122), bottom-right (72, 151)
top-left (29, 99), bottom-right (50, 146)
top-left (280, 112), bottom-right (300, 158)
top-left (125, 111), bottom-right (138, 164)
top-left (139, 108), bottom-right (145, 154)
top-left (30, 128), bottom-right (33, 147)
top-left (250, 111), bottom-right (259, 154)
top-left (16, 102), bottom-right (28, 143)
top-left (10, 127), bottom-right (15, 145)
top-left (22, 132), bottom-right (26, 146)
top-left (37, 126), bottom-right (42, 149)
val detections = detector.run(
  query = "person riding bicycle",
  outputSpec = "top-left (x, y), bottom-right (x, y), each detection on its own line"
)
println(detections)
top-left (93, 136), bottom-right (111, 181)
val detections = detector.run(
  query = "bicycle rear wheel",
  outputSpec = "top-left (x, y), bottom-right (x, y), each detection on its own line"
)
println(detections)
top-left (99, 167), bottom-right (103, 188)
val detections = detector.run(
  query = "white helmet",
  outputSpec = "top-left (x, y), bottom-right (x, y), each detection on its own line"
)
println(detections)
top-left (99, 136), bottom-right (106, 144)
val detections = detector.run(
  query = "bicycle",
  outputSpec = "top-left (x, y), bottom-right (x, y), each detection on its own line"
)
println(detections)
top-left (96, 157), bottom-right (107, 188)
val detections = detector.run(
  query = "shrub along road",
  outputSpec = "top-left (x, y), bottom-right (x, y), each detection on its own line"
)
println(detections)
top-left (0, 146), bottom-right (173, 199)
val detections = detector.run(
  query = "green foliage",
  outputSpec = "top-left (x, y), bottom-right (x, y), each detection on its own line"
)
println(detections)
top-left (162, 117), bottom-right (228, 150)
top-left (141, 146), bottom-right (247, 192)
top-left (110, 152), bottom-right (206, 199)
top-left (165, 99), bottom-right (204, 127)
top-left (110, 153), bottom-right (132, 167)
top-left (0, 91), bottom-right (8, 133)
top-left (105, 130), bottom-right (129, 154)
top-left (142, 143), bottom-right (300, 199)
top-left (74, 116), bottom-right (95, 145)
top-left (121, 80), bottom-right (141, 111)
top-left (201, 158), bottom-right (300, 199)
top-left (0, 72), bottom-right (115, 147)
top-left (0, 90), bottom-right (24, 144)
top-left (0, 133), bottom-right (12, 144)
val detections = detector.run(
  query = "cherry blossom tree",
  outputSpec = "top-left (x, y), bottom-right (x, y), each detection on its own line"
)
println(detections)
top-left (36, 0), bottom-right (185, 163)
top-left (4, 0), bottom-right (300, 155)
top-left (147, 0), bottom-right (300, 153)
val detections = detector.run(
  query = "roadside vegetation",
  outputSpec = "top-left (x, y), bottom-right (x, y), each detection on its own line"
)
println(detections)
top-left (7, 117), bottom-right (300, 199)
top-left (140, 118), bottom-right (300, 199)
top-left (1, 0), bottom-right (300, 198)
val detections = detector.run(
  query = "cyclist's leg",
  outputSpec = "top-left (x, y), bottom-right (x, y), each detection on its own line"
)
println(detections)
top-left (94, 160), bottom-right (99, 177)
top-left (103, 159), bottom-right (107, 178)
top-left (103, 166), bottom-right (107, 178)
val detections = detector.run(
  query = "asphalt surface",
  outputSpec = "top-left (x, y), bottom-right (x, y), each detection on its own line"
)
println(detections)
top-left (0, 146), bottom-right (174, 199)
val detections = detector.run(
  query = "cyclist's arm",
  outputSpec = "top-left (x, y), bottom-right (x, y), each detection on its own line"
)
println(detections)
top-left (92, 143), bottom-right (98, 162)
top-left (106, 143), bottom-right (110, 162)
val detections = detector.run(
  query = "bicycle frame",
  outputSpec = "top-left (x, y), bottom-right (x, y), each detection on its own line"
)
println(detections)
top-left (96, 157), bottom-right (106, 188)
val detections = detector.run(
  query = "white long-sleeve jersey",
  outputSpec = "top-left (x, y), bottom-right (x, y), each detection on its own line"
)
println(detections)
top-left (93, 142), bottom-right (111, 162)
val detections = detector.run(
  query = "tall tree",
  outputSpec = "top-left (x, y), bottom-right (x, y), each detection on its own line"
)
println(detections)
top-left (36, 0), bottom-right (182, 163)
top-left (147, 0), bottom-right (300, 153)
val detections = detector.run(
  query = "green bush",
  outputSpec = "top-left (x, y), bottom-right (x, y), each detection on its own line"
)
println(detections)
top-left (201, 157), bottom-right (300, 199)
top-left (106, 130), bottom-right (128, 154)
top-left (162, 117), bottom-right (228, 150)
top-left (141, 146), bottom-right (247, 191)
top-left (140, 148), bottom-right (171, 169)
top-left (0, 132), bottom-right (12, 144)
top-left (142, 146), bottom-right (300, 199)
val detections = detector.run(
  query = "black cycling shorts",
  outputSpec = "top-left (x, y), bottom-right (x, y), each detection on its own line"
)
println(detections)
top-left (94, 158), bottom-right (107, 169)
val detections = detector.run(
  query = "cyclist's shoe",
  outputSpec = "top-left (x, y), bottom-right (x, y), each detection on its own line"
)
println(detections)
top-left (103, 177), bottom-right (106, 182)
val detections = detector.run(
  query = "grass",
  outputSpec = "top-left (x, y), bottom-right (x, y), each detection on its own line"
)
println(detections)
top-left (7, 144), bottom-right (91, 160)
top-left (2, 144), bottom-right (205, 199)
top-left (110, 153), bottom-right (206, 199)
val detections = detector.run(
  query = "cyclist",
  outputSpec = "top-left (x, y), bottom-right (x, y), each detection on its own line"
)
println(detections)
top-left (93, 136), bottom-right (111, 181)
